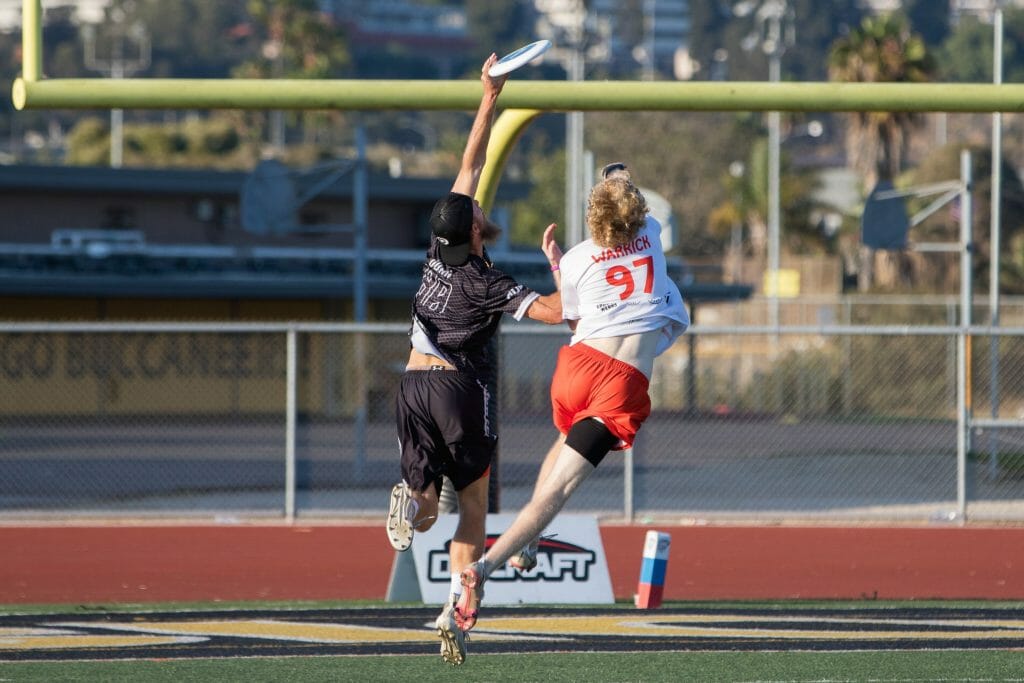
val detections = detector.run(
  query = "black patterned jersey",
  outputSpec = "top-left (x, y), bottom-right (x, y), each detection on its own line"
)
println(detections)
top-left (410, 237), bottom-right (539, 382)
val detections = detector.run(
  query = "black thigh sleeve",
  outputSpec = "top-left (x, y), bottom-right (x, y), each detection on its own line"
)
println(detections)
top-left (565, 418), bottom-right (619, 467)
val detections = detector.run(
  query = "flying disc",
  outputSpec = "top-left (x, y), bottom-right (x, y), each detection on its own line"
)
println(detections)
top-left (488, 39), bottom-right (552, 77)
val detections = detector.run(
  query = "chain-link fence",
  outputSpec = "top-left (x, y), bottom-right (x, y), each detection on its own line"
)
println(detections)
top-left (3, 321), bottom-right (1024, 522)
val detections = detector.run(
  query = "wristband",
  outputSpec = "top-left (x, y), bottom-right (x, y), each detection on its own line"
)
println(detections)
top-left (550, 263), bottom-right (560, 272)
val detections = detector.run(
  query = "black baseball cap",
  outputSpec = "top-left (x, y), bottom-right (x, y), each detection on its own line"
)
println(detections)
top-left (601, 161), bottom-right (629, 179)
top-left (430, 192), bottom-right (474, 266)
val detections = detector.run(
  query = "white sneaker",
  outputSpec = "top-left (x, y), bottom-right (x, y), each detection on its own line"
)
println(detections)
top-left (386, 482), bottom-right (415, 551)
top-left (509, 540), bottom-right (539, 572)
top-left (510, 534), bottom-right (556, 572)
top-left (435, 602), bottom-right (467, 665)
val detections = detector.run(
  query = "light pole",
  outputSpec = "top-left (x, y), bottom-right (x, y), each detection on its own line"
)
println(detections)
top-left (539, 0), bottom-right (588, 247)
top-left (82, 6), bottom-right (150, 168)
top-left (642, 0), bottom-right (656, 82)
top-left (537, 0), bottom-right (618, 246)
top-left (566, 41), bottom-right (585, 247)
top-left (762, 1), bottom-right (790, 330)
top-left (989, 3), bottom-right (1005, 478)
top-left (262, 38), bottom-right (286, 154)
top-left (991, 4), bottom-right (1004, 324)
top-left (736, 0), bottom-right (792, 329)
top-left (728, 160), bottom-right (746, 284)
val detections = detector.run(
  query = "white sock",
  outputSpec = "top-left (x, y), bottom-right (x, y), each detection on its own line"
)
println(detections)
top-left (449, 572), bottom-right (462, 600)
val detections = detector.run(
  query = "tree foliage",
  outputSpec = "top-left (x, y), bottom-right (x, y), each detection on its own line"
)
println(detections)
top-left (898, 0), bottom-right (950, 50)
top-left (66, 114), bottom-right (251, 169)
top-left (583, 111), bottom-right (762, 257)
top-left (828, 14), bottom-right (938, 292)
top-left (904, 144), bottom-right (1024, 295)
top-left (688, 0), bottom-right (864, 82)
top-left (784, 0), bottom-right (865, 83)
top-left (939, 8), bottom-right (1024, 84)
top-left (464, 0), bottom-right (535, 60)
top-left (828, 14), bottom-right (937, 188)
top-left (8, 0), bottom-right (1009, 285)
top-left (126, 0), bottom-right (254, 78)
top-left (238, 0), bottom-right (349, 79)
top-left (510, 144), bottom-right (567, 248)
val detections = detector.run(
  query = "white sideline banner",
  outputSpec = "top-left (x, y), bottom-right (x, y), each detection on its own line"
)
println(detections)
top-left (408, 513), bottom-right (614, 605)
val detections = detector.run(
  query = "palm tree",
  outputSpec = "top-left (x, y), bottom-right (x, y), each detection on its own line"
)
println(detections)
top-left (828, 14), bottom-right (937, 190)
top-left (233, 0), bottom-right (351, 156)
top-left (828, 14), bottom-right (937, 291)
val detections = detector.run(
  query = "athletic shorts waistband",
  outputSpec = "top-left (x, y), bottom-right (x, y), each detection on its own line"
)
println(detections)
top-left (569, 342), bottom-right (650, 388)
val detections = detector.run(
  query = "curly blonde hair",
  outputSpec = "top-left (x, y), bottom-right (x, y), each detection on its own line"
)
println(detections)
top-left (585, 177), bottom-right (649, 248)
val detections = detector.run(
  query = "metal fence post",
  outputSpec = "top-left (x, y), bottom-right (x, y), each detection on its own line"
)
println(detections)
top-left (624, 446), bottom-right (635, 523)
top-left (956, 149), bottom-right (973, 522)
top-left (285, 327), bottom-right (297, 523)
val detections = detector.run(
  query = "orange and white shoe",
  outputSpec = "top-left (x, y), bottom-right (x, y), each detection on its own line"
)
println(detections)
top-left (454, 561), bottom-right (484, 631)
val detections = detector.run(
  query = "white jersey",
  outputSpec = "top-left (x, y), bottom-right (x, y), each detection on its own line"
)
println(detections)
top-left (559, 215), bottom-right (689, 356)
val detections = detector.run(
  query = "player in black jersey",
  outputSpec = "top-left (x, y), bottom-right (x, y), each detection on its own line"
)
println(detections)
top-left (385, 53), bottom-right (564, 665)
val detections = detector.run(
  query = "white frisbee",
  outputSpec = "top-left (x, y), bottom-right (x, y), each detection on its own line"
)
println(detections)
top-left (488, 39), bottom-right (552, 77)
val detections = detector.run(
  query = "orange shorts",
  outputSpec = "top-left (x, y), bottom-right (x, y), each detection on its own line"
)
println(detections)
top-left (550, 343), bottom-right (651, 450)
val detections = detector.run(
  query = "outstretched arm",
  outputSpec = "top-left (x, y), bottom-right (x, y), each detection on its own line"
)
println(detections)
top-left (451, 54), bottom-right (507, 197)
top-left (541, 222), bottom-right (563, 290)
top-left (526, 223), bottom-right (564, 324)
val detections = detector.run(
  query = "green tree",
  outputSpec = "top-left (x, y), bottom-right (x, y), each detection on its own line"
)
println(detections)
top-left (828, 14), bottom-right (937, 189)
top-left (686, 0), bottom-right (731, 79)
top-left (232, 0), bottom-right (352, 158)
top-left (785, 0), bottom-right (864, 83)
top-left (695, 0), bottom-right (864, 83)
top-left (239, 0), bottom-right (349, 80)
top-left (39, 5), bottom-right (87, 77)
top-left (127, 0), bottom-right (255, 78)
top-left (1, 5), bottom-right (89, 163)
top-left (64, 117), bottom-right (110, 166)
top-left (904, 144), bottom-right (1024, 296)
top-left (465, 0), bottom-right (535, 60)
top-left (829, 14), bottom-right (937, 291)
top-left (900, 0), bottom-right (951, 49)
top-left (66, 114), bottom-right (252, 169)
top-left (584, 111), bottom-right (761, 257)
top-left (939, 8), bottom-right (1024, 83)
top-left (510, 146), bottom-right (566, 248)
top-left (708, 135), bottom-right (827, 263)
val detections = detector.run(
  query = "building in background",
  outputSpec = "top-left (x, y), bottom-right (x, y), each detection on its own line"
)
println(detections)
top-left (535, 0), bottom-right (692, 79)
top-left (951, 0), bottom-right (1024, 22)
top-left (863, 0), bottom-right (1024, 22)
top-left (320, 0), bottom-right (472, 77)
top-left (0, 163), bottom-right (541, 320)
top-left (0, 0), bottom-right (111, 31)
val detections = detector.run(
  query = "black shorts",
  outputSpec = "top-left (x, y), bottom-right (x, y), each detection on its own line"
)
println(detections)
top-left (395, 369), bottom-right (496, 495)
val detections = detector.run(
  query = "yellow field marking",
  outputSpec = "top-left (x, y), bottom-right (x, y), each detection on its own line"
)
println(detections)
top-left (474, 615), bottom-right (1024, 640)
top-left (0, 613), bottom-right (1016, 654)
top-left (0, 627), bottom-right (205, 650)
top-left (57, 620), bottom-right (526, 644)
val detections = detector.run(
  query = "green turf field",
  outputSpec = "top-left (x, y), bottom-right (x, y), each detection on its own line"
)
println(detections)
top-left (2, 600), bottom-right (1023, 682)
top-left (5, 650), bottom-right (1024, 683)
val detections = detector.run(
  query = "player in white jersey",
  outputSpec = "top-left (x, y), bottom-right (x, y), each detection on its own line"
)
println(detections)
top-left (454, 162), bottom-right (690, 630)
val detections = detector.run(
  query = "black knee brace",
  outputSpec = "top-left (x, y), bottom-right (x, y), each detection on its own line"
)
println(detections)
top-left (565, 418), bottom-right (619, 467)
